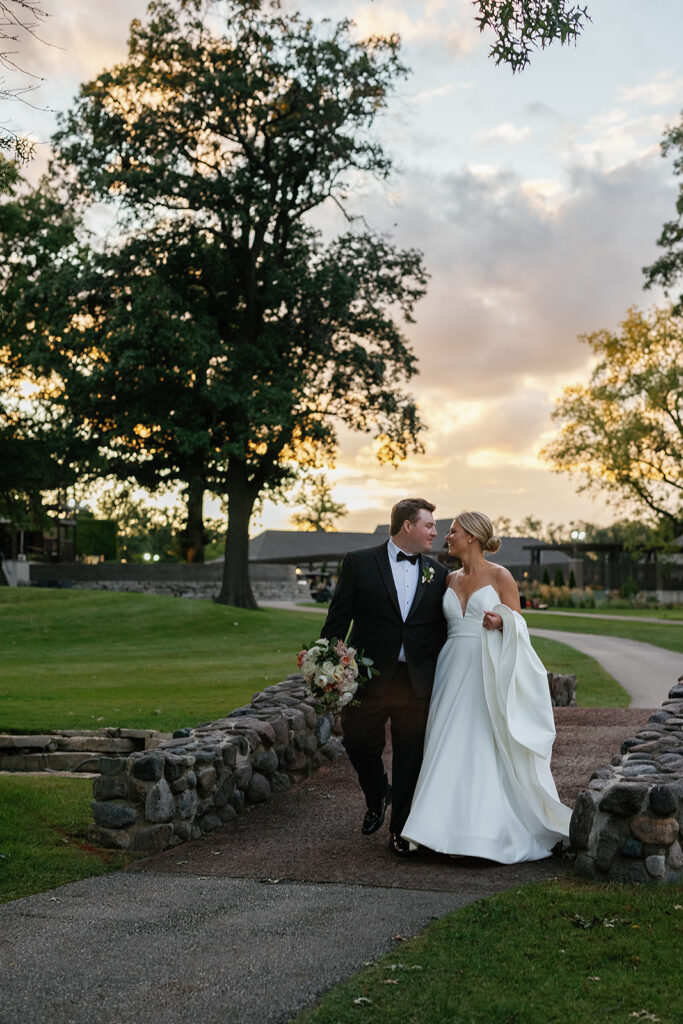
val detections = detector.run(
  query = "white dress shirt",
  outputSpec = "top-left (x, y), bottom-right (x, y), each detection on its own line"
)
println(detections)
top-left (387, 538), bottom-right (420, 662)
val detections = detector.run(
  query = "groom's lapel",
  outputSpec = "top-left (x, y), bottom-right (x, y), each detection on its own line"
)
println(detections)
top-left (375, 544), bottom-right (401, 617)
top-left (406, 555), bottom-right (427, 620)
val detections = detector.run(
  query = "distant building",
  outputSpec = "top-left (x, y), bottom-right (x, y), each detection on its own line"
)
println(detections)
top-left (247, 520), bottom-right (573, 585)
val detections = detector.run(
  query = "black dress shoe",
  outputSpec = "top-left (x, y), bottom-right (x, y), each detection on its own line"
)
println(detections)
top-left (389, 833), bottom-right (417, 857)
top-left (361, 785), bottom-right (392, 835)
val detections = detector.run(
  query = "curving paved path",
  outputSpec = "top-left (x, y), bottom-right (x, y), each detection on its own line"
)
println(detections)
top-left (528, 627), bottom-right (683, 707)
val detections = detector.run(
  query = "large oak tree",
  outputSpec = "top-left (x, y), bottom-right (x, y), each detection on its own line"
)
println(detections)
top-left (37, 0), bottom-right (428, 606)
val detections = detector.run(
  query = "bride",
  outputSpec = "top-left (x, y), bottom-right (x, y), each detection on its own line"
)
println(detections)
top-left (402, 511), bottom-right (571, 863)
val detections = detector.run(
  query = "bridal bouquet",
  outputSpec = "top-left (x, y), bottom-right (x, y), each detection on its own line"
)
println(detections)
top-left (296, 637), bottom-right (374, 712)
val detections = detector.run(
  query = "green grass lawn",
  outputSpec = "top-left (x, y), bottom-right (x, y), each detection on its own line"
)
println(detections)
top-left (524, 611), bottom-right (683, 656)
top-left (0, 589), bottom-right (324, 733)
top-left (294, 876), bottom-right (683, 1024)
top-left (0, 775), bottom-right (132, 904)
top-left (0, 590), bottom-right (630, 733)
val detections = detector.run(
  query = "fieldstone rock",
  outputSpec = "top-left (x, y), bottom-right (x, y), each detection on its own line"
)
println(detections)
top-left (649, 785), bottom-right (678, 817)
top-left (596, 822), bottom-right (621, 871)
top-left (668, 683), bottom-right (683, 699)
top-left (88, 826), bottom-right (130, 850)
top-left (294, 732), bottom-right (318, 754)
top-left (630, 816), bottom-right (679, 846)
top-left (132, 753), bottom-right (163, 781)
top-left (619, 764), bottom-right (657, 777)
top-left (668, 841), bottom-right (683, 869)
top-left (199, 813), bottom-right (222, 833)
top-left (170, 776), bottom-right (189, 794)
top-left (315, 717), bottom-right (332, 745)
top-left (218, 804), bottom-right (236, 823)
top-left (91, 801), bottom-right (138, 829)
top-left (197, 767), bottom-right (217, 797)
top-left (246, 772), bottom-right (271, 803)
top-left (234, 763), bottom-right (253, 789)
top-left (177, 789), bottom-right (198, 820)
top-left (622, 836), bottom-right (643, 858)
top-left (146, 779), bottom-right (175, 823)
top-left (93, 775), bottom-right (128, 800)
top-left (621, 737), bottom-right (645, 754)
top-left (270, 771), bottom-right (292, 793)
top-left (321, 737), bottom-right (345, 760)
top-left (164, 755), bottom-right (186, 782)
top-left (127, 778), bottom-right (147, 804)
top-left (231, 789), bottom-right (245, 812)
top-left (214, 773), bottom-right (235, 808)
top-left (173, 821), bottom-right (192, 841)
top-left (645, 855), bottom-right (666, 878)
top-left (599, 784), bottom-right (649, 817)
top-left (569, 792), bottom-right (596, 849)
top-left (133, 824), bottom-right (173, 853)
top-left (186, 770), bottom-right (197, 789)
top-left (222, 736), bottom-right (249, 767)
top-left (254, 749), bottom-right (279, 776)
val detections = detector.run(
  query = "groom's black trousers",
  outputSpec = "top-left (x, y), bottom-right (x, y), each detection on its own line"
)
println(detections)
top-left (341, 662), bottom-right (429, 835)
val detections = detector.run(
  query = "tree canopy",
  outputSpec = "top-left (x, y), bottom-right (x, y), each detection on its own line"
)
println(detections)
top-left (472, 0), bottom-right (590, 72)
top-left (4, 0), bottom-right (428, 605)
top-left (541, 306), bottom-right (683, 530)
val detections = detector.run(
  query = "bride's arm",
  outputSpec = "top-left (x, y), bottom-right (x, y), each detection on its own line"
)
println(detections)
top-left (482, 569), bottom-right (521, 631)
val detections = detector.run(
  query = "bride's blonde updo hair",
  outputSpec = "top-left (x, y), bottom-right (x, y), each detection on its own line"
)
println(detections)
top-left (456, 511), bottom-right (501, 553)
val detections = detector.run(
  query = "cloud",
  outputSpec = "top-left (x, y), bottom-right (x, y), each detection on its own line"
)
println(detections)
top-left (476, 122), bottom-right (532, 144)
top-left (351, 0), bottom-right (477, 57)
top-left (619, 72), bottom-right (683, 108)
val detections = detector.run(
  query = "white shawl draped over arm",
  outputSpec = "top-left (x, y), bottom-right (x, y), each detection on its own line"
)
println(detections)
top-left (482, 604), bottom-right (571, 841)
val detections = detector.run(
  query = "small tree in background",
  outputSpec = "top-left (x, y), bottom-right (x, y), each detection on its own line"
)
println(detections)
top-left (290, 474), bottom-right (348, 532)
top-left (553, 567), bottom-right (565, 587)
top-left (542, 306), bottom-right (683, 531)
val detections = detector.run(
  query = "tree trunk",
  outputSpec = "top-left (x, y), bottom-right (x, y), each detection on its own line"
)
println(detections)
top-left (216, 461), bottom-right (258, 608)
top-left (180, 475), bottom-right (206, 563)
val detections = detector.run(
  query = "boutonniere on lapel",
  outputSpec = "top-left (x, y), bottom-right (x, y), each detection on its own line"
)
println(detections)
top-left (421, 564), bottom-right (435, 584)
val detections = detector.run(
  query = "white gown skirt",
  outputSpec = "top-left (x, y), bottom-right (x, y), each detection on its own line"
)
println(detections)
top-left (402, 586), bottom-right (570, 863)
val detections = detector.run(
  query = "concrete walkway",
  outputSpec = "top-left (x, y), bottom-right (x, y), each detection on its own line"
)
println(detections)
top-left (529, 627), bottom-right (683, 707)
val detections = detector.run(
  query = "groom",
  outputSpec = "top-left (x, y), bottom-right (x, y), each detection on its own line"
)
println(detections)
top-left (320, 498), bottom-right (448, 855)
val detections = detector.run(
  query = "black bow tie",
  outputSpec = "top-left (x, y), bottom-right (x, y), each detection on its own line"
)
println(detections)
top-left (397, 551), bottom-right (419, 564)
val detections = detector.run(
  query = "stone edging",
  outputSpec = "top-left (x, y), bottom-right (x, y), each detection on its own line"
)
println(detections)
top-left (88, 675), bottom-right (344, 853)
top-left (571, 677), bottom-right (683, 882)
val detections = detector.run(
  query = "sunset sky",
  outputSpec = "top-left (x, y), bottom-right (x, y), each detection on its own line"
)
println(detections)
top-left (9, 0), bottom-right (683, 534)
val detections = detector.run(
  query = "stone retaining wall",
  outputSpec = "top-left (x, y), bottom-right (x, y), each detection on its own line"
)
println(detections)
top-left (88, 676), bottom-right (344, 853)
top-left (571, 677), bottom-right (683, 883)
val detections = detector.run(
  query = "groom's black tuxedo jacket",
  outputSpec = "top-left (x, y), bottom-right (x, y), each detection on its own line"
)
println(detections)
top-left (320, 542), bottom-right (448, 699)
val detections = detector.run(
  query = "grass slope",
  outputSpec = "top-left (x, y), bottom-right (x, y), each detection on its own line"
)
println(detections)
top-left (0, 590), bottom-right (321, 732)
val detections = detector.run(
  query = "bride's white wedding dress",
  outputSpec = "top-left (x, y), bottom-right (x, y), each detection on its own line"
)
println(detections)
top-left (402, 584), bottom-right (571, 863)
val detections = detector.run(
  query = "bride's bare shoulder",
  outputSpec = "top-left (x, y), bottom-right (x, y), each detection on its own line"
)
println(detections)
top-left (446, 569), bottom-right (463, 585)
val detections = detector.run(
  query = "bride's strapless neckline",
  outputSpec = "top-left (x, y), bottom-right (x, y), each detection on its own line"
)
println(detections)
top-left (445, 583), bottom-right (499, 618)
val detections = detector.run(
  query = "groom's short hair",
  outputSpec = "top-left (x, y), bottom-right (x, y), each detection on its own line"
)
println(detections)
top-left (390, 498), bottom-right (436, 536)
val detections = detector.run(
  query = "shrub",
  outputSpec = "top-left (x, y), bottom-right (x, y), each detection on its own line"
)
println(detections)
top-left (76, 519), bottom-right (118, 560)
